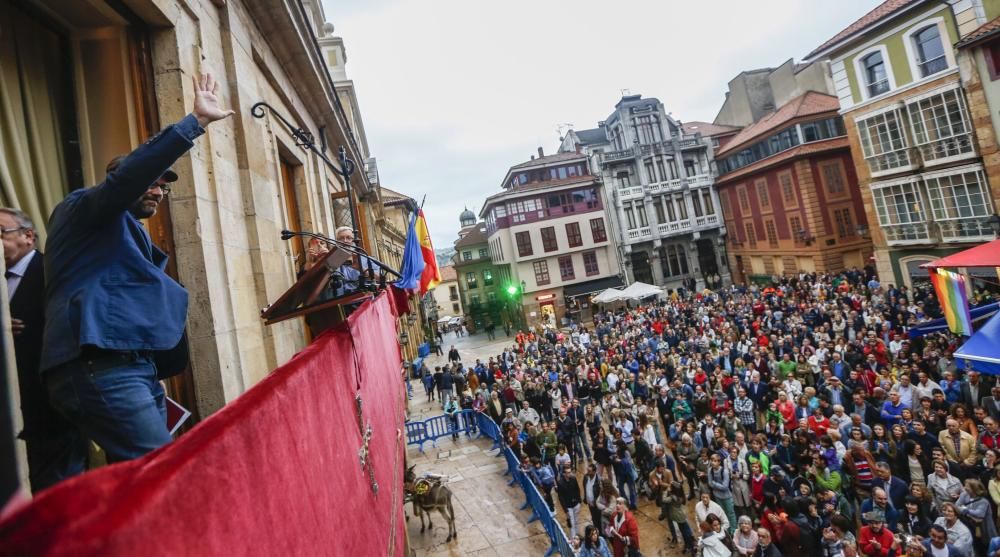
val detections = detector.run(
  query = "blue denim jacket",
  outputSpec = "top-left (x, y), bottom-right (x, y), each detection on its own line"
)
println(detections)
top-left (41, 115), bottom-right (203, 371)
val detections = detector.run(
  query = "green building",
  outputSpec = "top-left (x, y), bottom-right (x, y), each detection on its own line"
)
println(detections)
top-left (453, 211), bottom-right (510, 332)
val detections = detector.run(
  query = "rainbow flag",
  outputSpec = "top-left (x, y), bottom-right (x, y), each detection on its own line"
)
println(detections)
top-left (930, 268), bottom-right (973, 336)
top-left (416, 210), bottom-right (441, 294)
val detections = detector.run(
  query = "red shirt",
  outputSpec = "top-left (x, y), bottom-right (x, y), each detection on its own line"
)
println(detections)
top-left (859, 525), bottom-right (894, 557)
top-left (808, 415), bottom-right (830, 437)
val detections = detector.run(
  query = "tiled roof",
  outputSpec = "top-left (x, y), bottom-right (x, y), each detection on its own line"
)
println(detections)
top-left (454, 225), bottom-right (488, 248)
top-left (682, 121), bottom-right (741, 138)
top-left (716, 136), bottom-right (850, 184)
top-left (956, 15), bottom-right (1000, 48)
top-left (439, 265), bottom-right (457, 282)
top-left (806, 0), bottom-right (922, 60)
top-left (510, 151), bottom-right (586, 170)
top-left (715, 91), bottom-right (841, 157)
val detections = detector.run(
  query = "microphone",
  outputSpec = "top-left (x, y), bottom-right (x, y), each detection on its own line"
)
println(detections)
top-left (280, 229), bottom-right (295, 241)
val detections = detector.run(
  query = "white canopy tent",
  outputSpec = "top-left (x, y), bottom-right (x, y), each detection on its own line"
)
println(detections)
top-left (617, 281), bottom-right (663, 301)
top-left (592, 288), bottom-right (623, 304)
top-left (436, 316), bottom-right (452, 324)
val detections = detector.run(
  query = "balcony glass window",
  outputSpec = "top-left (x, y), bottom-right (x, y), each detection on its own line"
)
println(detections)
top-left (483, 269), bottom-right (494, 286)
top-left (856, 109), bottom-right (912, 174)
top-left (906, 88), bottom-right (973, 164)
top-left (466, 272), bottom-right (478, 289)
top-left (533, 260), bottom-right (550, 285)
top-left (478, 248), bottom-right (488, 258)
top-left (719, 118), bottom-right (843, 174)
top-left (924, 166), bottom-right (993, 241)
top-left (863, 51), bottom-right (890, 97)
top-left (914, 25), bottom-right (948, 77)
top-left (871, 180), bottom-right (929, 243)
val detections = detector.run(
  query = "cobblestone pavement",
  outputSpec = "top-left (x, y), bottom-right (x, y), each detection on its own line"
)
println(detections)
top-left (406, 332), bottom-right (695, 557)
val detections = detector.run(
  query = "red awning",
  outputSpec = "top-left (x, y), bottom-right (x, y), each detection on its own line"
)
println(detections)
top-left (922, 238), bottom-right (1000, 269)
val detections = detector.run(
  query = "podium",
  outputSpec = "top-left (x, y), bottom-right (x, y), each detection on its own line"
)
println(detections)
top-left (261, 245), bottom-right (373, 336)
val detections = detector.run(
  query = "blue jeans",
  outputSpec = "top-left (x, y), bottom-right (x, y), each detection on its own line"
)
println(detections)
top-left (47, 354), bottom-right (171, 466)
top-left (573, 430), bottom-right (591, 460)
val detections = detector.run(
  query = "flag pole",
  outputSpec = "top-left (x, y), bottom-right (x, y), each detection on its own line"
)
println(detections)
top-left (419, 194), bottom-right (427, 211)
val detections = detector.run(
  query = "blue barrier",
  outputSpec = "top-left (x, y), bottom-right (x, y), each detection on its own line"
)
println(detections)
top-left (406, 413), bottom-right (575, 555)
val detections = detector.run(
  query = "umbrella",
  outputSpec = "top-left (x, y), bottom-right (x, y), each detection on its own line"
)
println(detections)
top-left (956, 310), bottom-right (1000, 375)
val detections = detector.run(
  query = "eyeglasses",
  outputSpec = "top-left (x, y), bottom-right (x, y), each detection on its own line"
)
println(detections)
top-left (149, 183), bottom-right (172, 196)
top-left (0, 226), bottom-right (26, 235)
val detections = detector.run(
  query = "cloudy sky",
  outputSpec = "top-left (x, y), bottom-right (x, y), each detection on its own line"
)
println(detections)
top-left (322, 0), bottom-right (881, 249)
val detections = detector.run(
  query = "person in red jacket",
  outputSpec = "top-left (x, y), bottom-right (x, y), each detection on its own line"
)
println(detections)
top-left (859, 509), bottom-right (897, 557)
top-left (608, 497), bottom-right (640, 557)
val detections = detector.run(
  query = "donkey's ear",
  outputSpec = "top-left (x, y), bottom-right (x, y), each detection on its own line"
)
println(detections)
top-left (407, 464), bottom-right (415, 473)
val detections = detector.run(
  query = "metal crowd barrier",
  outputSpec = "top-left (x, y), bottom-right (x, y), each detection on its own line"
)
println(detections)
top-left (406, 411), bottom-right (575, 555)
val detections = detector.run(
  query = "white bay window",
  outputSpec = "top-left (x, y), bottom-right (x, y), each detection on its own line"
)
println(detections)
top-left (923, 165), bottom-right (993, 242)
top-left (905, 87), bottom-right (974, 165)
top-left (856, 109), bottom-right (913, 175)
top-left (870, 179), bottom-right (929, 244)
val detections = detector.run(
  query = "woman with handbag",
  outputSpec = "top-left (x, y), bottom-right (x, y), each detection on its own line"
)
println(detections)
top-left (608, 497), bottom-right (640, 557)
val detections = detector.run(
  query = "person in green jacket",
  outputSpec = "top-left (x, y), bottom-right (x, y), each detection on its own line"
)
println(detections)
top-left (809, 453), bottom-right (843, 494)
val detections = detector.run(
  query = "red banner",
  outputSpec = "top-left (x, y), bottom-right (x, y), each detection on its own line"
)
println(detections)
top-left (0, 293), bottom-right (406, 557)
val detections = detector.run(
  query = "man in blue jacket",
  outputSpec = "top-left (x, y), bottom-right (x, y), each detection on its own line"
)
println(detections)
top-left (42, 73), bottom-right (233, 474)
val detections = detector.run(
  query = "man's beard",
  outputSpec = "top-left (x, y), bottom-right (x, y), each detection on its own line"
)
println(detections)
top-left (129, 195), bottom-right (160, 219)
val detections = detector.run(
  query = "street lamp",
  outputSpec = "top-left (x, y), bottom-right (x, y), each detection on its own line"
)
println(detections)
top-left (984, 213), bottom-right (1000, 239)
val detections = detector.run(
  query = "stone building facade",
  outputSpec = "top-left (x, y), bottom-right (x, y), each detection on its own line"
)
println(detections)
top-left (806, 0), bottom-right (1000, 288)
top-left (0, 0), bottom-right (383, 423)
top-left (560, 95), bottom-right (730, 292)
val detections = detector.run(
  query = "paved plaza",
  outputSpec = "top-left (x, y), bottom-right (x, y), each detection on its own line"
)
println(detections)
top-left (406, 332), bottom-right (691, 557)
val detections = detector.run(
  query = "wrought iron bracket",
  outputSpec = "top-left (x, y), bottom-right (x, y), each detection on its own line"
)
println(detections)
top-left (251, 101), bottom-right (359, 238)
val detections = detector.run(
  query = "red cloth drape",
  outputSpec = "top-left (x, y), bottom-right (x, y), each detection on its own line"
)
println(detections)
top-left (0, 293), bottom-right (406, 557)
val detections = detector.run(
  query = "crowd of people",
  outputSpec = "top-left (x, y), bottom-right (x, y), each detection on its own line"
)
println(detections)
top-left (425, 268), bottom-right (1000, 557)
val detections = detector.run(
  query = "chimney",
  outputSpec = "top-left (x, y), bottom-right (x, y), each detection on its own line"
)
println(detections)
top-left (537, 146), bottom-right (544, 158)
top-left (575, 144), bottom-right (582, 153)
top-left (530, 155), bottom-right (535, 160)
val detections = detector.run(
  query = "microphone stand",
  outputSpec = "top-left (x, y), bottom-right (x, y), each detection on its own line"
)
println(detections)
top-left (281, 229), bottom-right (402, 281)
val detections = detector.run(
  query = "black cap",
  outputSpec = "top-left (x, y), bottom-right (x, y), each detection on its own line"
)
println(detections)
top-left (106, 155), bottom-right (178, 182)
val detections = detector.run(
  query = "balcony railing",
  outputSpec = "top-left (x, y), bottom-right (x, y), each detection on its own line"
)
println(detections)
top-left (866, 148), bottom-right (915, 176)
top-left (646, 179), bottom-right (683, 195)
top-left (916, 133), bottom-right (975, 165)
top-left (617, 185), bottom-right (645, 201)
top-left (657, 220), bottom-right (692, 236)
top-left (939, 218), bottom-right (993, 243)
top-left (883, 222), bottom-right (931, 245)
top-left (626, 226), bottom-right (652, 241)
top-left (603, 148), bottom-right (636, 162)
top-left (687, 174), bottom-right (713, 188)
top-left (694, 214), bottom-right (720, 228)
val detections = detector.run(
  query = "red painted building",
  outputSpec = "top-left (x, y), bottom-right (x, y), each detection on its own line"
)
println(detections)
top-left (714, 92), bottom-right (873, 282)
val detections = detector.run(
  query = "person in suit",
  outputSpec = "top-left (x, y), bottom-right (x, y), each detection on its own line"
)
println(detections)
top-left (41, 73), bottom-right (233, 471)
top-left (1, 208), bottom-right (87, 491)
top-left (960, 371), bottom-right (990, 409)
top-left (984, 385), bottom-right (1000, 422)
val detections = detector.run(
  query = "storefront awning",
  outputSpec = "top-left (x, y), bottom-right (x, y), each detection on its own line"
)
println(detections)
top-left (922, 239), bottom-right (1000, 269)
top-left (563, 275), bottom-right (624, 297)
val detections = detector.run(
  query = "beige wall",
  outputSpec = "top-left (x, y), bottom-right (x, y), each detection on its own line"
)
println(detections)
top-left (430, 280), bottom-right (462, 318)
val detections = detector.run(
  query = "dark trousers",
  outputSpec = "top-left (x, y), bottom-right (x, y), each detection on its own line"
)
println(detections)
top-left (588, 503), bottom-right (602, 532)
top-left (23, 430), bottom-right (88, 492)
top-left (47, 354), bottom-right (171, 468)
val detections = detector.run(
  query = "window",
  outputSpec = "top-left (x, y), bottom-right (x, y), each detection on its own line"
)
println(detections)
top-left (541, 227), bottom-right (558, 252)
top-left (684, 159), bottom-right (697, 177)
top-left (462, 250), bottom-right (472, 261)
top-left (720, 191), bottom-right (733, 218)
top-left (691, 193), bottom-right (703, 217)
top-left (871, 180), bottom-right (929, 243)
top-left (856, 109), bottom-right (912, 174)
top-left (616, 172), bottom-right (631, 189)
top-left (483, 269), bottom-right (494, 286)
top-left (636, 203), bottom-right (648, 227)
top-left (765, 219), bottom-right (779, 247)
top-left (470, 294), bottom-right (481, 306)
top-left (624, 206), bottom-right (636, 229)
top-left (913, 25), bottom-right (947, 78)
top-left (862, 51), bottom-right (890, 97)
top-left (466, 271), bottom-right (478, 289)
top-left (832, 207), bottom-right (854, 238)
top-left (449, 285), bottom-right (459, 301)
top-left (515, 231), bottom-right (533, 257)
top-left (660, 244), bottom-right (689, 277)
top-left (820, 161), bottom-right (847, 196)
top-left (745, 222), bottom-right (758, 248)
top-left (452, 303), bottom-right (460, 313)
top-left (478, 248), bottom-right (488, 258)
top-left (590, 218), bottom-right (607, 242)
top-left (583, 251), bottom-right (599, 276)
top-left (701, 190), bottom-right (715, 215)
top-left (924, 166), bottom-right (993, 240)
top-left (533, 260), bottom-right (550, 285)
top-left (558, 256), bottom-right (575, 281)
top-left (756, 179), bottom-right (771, 210)
top-left (779, 173), bottom-right (796, 206)
top-left (566, 222), bottom-right (582, 247)
top-left (737, 186), bottom-right (750, 211)
top-left (719, 120), bottom-right (847, 175)
top-left (789, 215), bottom-right (803, 237)
top-left (636, 115), bottom-right (662, 144)
top-left (486, 291), bottom-right (496, 302)
top-left (906, 88), bottom-right (973, 164)
top-left (675, 194), bottom-right (689, 219)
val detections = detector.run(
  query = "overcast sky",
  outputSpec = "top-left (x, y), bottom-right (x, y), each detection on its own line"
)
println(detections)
top-left (322, 0), bottom-right (881, 250)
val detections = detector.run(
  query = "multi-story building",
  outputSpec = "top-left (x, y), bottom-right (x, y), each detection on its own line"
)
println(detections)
top-left (378, 187), bottom-right (426, 355)
top-left (481, 150), bottom-right (621, 328)
top-left (428, 265), bottom-right (463, 322)
top-left (453, 214), bottom-right (507, 331)
top-left (712, 62), bottom-right (874, 281)
top-left (806, 0), bottom-right (1000, 288)
top-left (560, 95), bottom-right (730, 291)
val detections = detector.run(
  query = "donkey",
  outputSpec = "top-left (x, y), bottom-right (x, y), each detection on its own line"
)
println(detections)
top-left (404, 465), bottom-right (457, 542)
